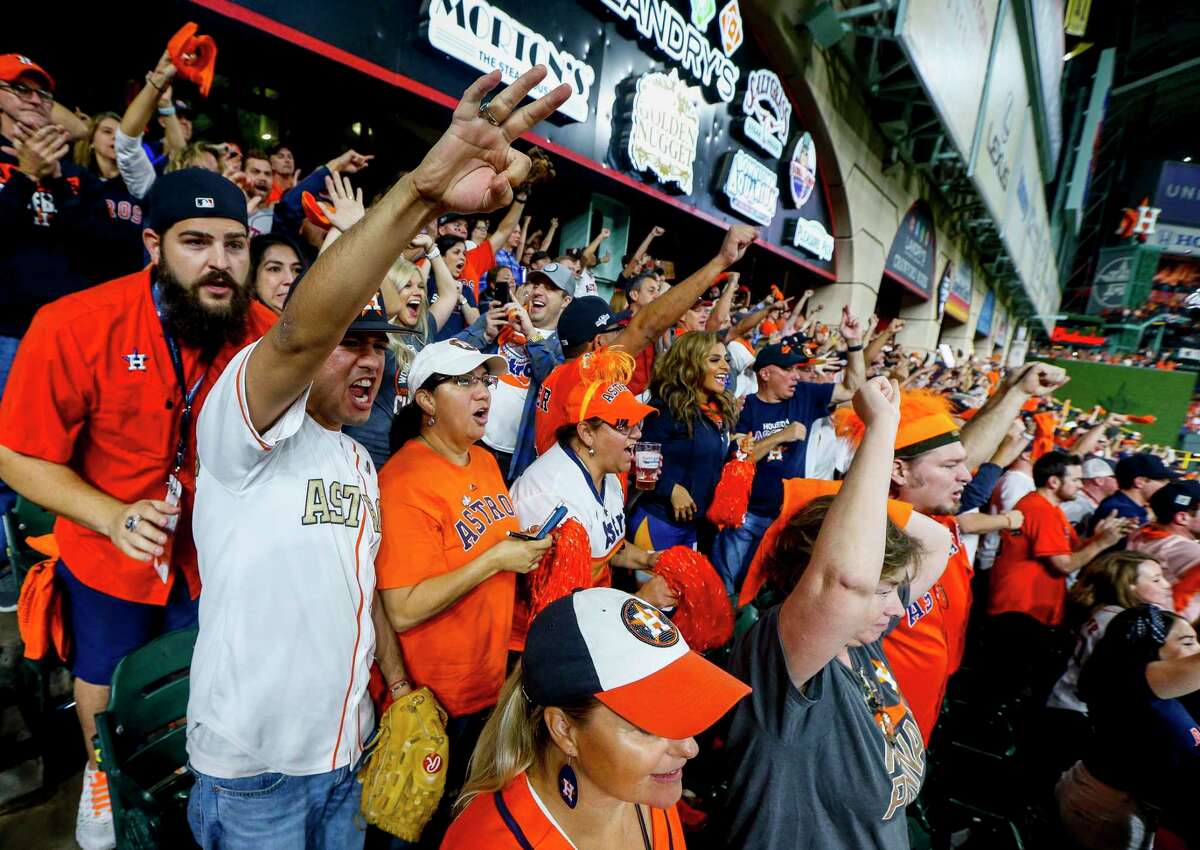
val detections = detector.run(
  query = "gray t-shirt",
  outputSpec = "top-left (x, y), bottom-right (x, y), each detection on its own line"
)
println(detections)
top-left (715, 605), bottom-right (926, 849)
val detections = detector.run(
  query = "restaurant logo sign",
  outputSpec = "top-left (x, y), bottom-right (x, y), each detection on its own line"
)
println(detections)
top-left (737, 69), bottom-right (791, 158)
top-left (427, 0), bottom-right (596, 123)
top-left (788, 132), bottom-right (817, 208)
top-left (720, 149), bottom-right (779, 226)
top-left (626, 69), bottom-right (701, 194)
top-left (597, 0), bottom-right (740, 102)
top-left (882, 200), bottom-right (937, 299)
top-left (719, 0), bottom-right (744, 57)
top-left (784, 217), bottom-right (834, 261)
top-left (690, 0), bottom-right (716, 29)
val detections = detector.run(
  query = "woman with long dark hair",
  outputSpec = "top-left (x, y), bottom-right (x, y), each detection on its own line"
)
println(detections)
top-left (1057, 604), bottom-right (1200, 848)
top-left (629, 332), bottom-right (736, 551)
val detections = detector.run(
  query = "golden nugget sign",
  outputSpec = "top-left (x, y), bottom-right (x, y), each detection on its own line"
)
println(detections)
top-left (427, 0), bottom-right (596, 122)
top-left (627, 69), bottom-right (701, 194)
top-left (597, 0), bottom-right (740, 102)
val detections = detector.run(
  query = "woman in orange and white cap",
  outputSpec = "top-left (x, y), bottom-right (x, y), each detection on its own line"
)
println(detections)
top-left (442, 587), bottom-right (750, 849)
top-left (510, 350), bottom-right (676, 612)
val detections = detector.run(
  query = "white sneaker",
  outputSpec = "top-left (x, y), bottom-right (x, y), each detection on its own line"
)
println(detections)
top-left (75, 765), bottom-right (116, 850)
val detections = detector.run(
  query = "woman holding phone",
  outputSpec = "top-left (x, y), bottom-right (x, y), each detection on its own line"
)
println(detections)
top-left (376, 340), bottom-right (553, 824)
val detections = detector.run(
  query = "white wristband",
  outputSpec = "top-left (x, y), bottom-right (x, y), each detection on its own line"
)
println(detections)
top-left (424, 246), bottom-right (441, 260)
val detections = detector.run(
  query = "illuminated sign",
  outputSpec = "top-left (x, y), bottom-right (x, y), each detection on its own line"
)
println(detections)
top-left (784, 217), bottom-right (834, 261)
top-left (788, 132), bottom-right (816, 208)
top-left (427, 0), bottom-right (596, 123)
top-left (720, 149), bottom-right (779, 226)
top-left (1115, 197), bottom-right (1161, 241)
top-left (690, 0), bottom-right (716, 29)
top-left (1050, 327), bottom-right (1105, 345)
top-left (738, 69), bottom-right (791, 158)
top-left (597, 0), bottom-right (740, 102)
top-left (719, 0), bottom-right (744, 57)
top-left (626, 69), bottom-right (701, 194)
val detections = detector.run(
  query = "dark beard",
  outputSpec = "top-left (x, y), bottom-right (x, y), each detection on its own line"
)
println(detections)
top-left (157, 258), bottom-right (251, 362)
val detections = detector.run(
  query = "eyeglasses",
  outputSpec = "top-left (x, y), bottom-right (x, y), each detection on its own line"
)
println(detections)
top-left (435, 373), bottom-right (498, 390)
top-left (601, 419), bottom-right (640, 437)
top-left (0, 82), bottom-right (54, 104)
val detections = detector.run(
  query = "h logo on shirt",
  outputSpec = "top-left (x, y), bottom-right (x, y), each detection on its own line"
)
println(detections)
top-left (124, 350), bottom-right (149, 371)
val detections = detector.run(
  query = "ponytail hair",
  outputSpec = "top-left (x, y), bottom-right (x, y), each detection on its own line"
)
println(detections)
top-left (455, 661), bottom-right (597, 816)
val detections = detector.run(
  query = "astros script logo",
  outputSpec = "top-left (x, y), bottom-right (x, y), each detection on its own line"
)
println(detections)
top-left (621, 598), bottom-right (679, 647)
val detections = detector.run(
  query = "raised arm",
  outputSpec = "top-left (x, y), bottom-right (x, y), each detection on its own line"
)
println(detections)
top-left (610, 224), bottom-right (756, 355)
top-left (1046, 513), bottom-right (1138, 575)
top-left (778, 377), bottom-right (901, 687)
top-left (121, 51), bottom-right (176, 140)
top-left (623, 225), bottom-right (662, 277)
top-left (582, 226), bottom-right (609, 265)
top-left (959, 363), bottom-right (1069, 469)
top-left (705, 272), bottom-right (739, 332)
top-left (242, 67), bottom-right (570, 433)
top-left (864, 317), bottom-right (904, 364)
top-left (542, 216), bottom-right (559, 253)
top-left (1073, 412), bottom-right (1126, 457)
top-left (486, 196), bottom-right (527, 255)
top-left (830, 306), bottom-right (866, 403)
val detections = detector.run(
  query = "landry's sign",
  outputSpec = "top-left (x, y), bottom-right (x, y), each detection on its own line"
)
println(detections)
top-left (597, 0), bottom-right (740, 102)
top-left (427, 0), bottom-right (596, 122)
top-left (618, 69), bottom-right (701, 194)
top-left (720, 149), bottom-right (778, 226)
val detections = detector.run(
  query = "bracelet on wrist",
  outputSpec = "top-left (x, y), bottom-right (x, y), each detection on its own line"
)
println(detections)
top-left (145, 72), bottom-right (166, 92)
top-left (846, 343), bottom-right (864, 352)
top-left (158, 106), bottom-right (176, 116)
top-left (514, 193), bottom-right (529, 203)
top-left (388, 679), bottom-right (410, 694)
top-left (424, 247), bottom-right (441, 260)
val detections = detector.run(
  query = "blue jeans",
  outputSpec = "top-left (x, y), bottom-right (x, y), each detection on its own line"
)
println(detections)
top-left (188, 764), bottom-right (365, 850)
top-left (712, 510), bottom-right (776, 595)
top-left (0, 335), bottom-right (21, 561)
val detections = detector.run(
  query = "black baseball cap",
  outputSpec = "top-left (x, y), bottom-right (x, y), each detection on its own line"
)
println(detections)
top-left (1116, 453), bottom-right (1181, 484)
top-left (147, 168), bottom-right (247, 234)
top-left (753, 341), bottom-right (810, 371)
top-left (282, 283), bottom-right (406, 334)
top-left (557, 296), bottom-right (624, 350)
top-left (437, 212), bottom-right (469, 227)
top-left (1150, 480), bottom-right (1200, 523)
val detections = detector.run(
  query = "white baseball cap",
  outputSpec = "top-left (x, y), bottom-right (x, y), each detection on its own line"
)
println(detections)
top-left (522, 587), bottom-right (751, 738)
top-left (1081, 457), bottom-right (1116, 479)
top-left (406, 338), bottom-right (506, 396)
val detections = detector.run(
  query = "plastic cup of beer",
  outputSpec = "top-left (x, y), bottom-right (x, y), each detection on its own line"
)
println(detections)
top-left (633, 442), bottom-right (662, 491)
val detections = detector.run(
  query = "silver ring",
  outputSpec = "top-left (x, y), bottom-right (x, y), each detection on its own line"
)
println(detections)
top-left (478, 102), bottom-right (502, 126)
top-left (124, 514), bottom-right (142, 532)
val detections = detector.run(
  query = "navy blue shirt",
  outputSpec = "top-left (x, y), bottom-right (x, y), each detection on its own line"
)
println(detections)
top-left (1088, 490), bottom-right (1149, 534)
top-left (430, 280), bottom-right (477, 341)
top-left (738, 382), bottom-right (836, 518)
top-left (637, 399), bottom-right (729, 526)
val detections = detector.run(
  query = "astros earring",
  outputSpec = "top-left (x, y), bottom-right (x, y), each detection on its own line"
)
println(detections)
top-left (558, 757), bottom-right (579, 809)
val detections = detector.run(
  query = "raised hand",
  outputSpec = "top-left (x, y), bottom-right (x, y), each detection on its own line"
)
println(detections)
top-left (650, 225), bottom-right (666, 237)
top-left (327, 148), bottom-right (374, 174)
top-left (852, 376), bottom-right (900, 429)
top-left (411, 67), bottom-right (570, 214)
top-left (1017, 363), bottom-right (1070, 396)
top-left (719, 223), bottom-right (758, 266)
top-left (320, 172), bottom-right (366, 232)
top-left (840, 305), bottom-right (864, 343)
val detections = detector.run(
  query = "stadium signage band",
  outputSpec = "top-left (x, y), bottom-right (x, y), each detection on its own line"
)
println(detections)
top-left (720, 148), bottom-right (779, 225)
top-left (737, 68), bottom-right (790, 158)
top-left (596, 0), bottom-right (740, 102)
top-left (427, 0), bottom-right (596, 122)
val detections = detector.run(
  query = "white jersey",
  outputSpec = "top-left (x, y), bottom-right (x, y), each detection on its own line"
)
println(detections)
top-left (510, 443), bottom-right (627, 562)
top-left (189, 342), bottom-right (380, 777)
top-left (484, 329), bottom-right (557, 454)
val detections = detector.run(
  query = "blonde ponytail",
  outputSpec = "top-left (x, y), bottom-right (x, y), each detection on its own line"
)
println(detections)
top-left (454, 662), bottom-right (600, 817)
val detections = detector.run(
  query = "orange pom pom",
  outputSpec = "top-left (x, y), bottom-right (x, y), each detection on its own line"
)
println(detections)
top-left (525, 518), bottom-right (592, 619)
top-left (653, 548), bottom-right (733, 652)
top-left (578, 347), bottom-right (635, 387)
top-left (707, 457), bottom-right (756, 530)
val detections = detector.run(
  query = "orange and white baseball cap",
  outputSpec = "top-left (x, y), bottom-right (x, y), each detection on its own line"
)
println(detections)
top-left (523, 587), bottom-right (751, 738)
top-left (548, 347), bottom-right (655, 432)
top-left (0, 55), bottom-right (54, 92)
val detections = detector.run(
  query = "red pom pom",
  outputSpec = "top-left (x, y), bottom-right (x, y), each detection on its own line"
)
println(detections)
top-left (706, 457), bottom-right (755, 530)
top-left (525, 518), bottom-right (592, 618)
top-left (653, 548), bottom-right (733, 652)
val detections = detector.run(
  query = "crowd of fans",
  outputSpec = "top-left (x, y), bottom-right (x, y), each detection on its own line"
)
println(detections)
top-left (2, 38), bottom-right (1199, 850)
top-left (1031, 343), bottom-right (1183, 370)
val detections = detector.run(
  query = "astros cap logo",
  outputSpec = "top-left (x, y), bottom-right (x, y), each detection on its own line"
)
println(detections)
top-left (620, 598), bottom-right (679, 647)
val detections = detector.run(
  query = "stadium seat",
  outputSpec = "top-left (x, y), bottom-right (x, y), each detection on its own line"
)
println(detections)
top-left (3, 495), bottom-right (55, 591)
top-left (93, 627), bottom-right (199, 850)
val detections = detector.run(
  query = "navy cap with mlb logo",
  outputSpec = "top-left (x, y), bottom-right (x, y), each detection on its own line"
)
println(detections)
top-left (146, 168), bottom-right (248, 234)
top-left (1150, 479), bottom-right (1200, 524)
top-left (522, 587), bottom-right (750, 738)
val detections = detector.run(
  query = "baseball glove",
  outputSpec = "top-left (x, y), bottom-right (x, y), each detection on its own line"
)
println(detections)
top-left (358, 686), bottom-right (449, 841)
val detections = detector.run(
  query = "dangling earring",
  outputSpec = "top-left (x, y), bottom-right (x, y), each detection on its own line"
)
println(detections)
top-left (558, 757), bottom-right (579, 809)
top-left (587, 446), bottom-right (595, 457)
top-left (427, 416), bottom-right (436, 426)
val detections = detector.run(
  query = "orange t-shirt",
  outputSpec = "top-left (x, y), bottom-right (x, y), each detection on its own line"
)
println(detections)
top-left (988, 491), bottom-right (1078, 626)
top-left (883, 515), bottom-right (972, 744)
top-left (441, 772), bottom-right (687, 849)
top-left (533, 361), bottom-right (573, 457)
top-left (376, 440), bottom-right (519, 717)
top-left (461, 241), bottom-right (495, 302)
top-left (0, 268), bottom-right (275, 604)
